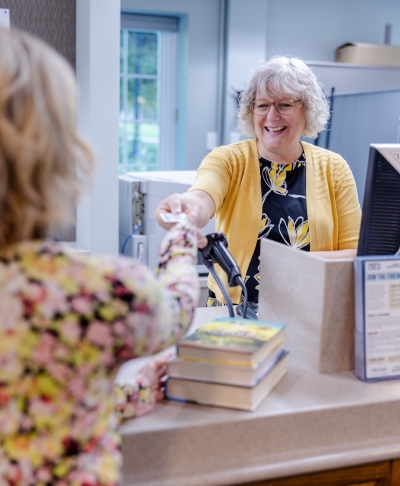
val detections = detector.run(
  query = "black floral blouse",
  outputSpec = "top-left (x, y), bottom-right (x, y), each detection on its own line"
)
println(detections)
top-left (207, 152), bottom-right (309, 307)
top-left (244, 152), bottom-right (310, 303)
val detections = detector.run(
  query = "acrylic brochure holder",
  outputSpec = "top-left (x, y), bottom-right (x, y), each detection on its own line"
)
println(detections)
top-left (258, 239), bottom-right (355, 373)
top-left (354, 256), bottom-right (400, 382)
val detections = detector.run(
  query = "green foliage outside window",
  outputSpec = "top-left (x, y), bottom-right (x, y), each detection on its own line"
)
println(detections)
top-left (120, 30), bottom-right (159, 173)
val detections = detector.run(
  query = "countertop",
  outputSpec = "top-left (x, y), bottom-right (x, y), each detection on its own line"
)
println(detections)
top-left (119, 307), bottom-right (400, 486)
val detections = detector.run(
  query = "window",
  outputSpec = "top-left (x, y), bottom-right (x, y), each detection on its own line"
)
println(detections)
top-left (119, 14), bottom-right (178, 174)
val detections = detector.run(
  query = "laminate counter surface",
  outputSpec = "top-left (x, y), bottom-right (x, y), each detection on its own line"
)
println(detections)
top-left (119, 307), bottom-right (400, 486)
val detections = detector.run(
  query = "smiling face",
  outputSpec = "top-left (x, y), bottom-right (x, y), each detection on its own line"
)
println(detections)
top-left (253, 90), bottom-right (306, 164)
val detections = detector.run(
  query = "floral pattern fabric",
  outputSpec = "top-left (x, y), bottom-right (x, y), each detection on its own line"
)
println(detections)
top-left (207, 152), bottom-right (309, 307)
top-left (245, 152), bottom-right (309, 304)
top-left (0, 219), bottom-right (199, 486)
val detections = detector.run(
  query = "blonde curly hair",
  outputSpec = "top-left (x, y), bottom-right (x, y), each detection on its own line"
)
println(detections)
top-left (238, 56), bottom-right (330, 139)
top-left (0, 28), bottom-right (94, 247)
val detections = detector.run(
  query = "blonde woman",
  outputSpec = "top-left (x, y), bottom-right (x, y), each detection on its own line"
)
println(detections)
top-left (0, 27), bottom-right (206, 485)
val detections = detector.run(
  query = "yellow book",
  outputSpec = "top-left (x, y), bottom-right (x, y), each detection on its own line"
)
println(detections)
top-left (177, 317), bottom-right (286, 367)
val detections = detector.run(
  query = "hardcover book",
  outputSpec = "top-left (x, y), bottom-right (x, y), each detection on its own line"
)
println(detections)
top-left (168, 344), bottom-right (286, 387)
top-left (177, 317), bottom-right (286, 367)
top-left (167, 351), bottom-right (288, 411)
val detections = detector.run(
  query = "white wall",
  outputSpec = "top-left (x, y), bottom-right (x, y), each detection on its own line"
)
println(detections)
top-left (267, 0), bottom-right (400, 61)
top-left (76, 0), bottom-right (121, 255)
top-left (223, 0), bottom-right (400, 142)
top-left (121, 0), bottom-right (221, 170)
top-left (223, 0), bottom-right (268, 144)
top-left (263, 0), bottom-right (400, 205)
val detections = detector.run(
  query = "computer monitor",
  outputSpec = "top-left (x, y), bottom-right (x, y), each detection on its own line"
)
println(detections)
top-left (357, 143), bottom-right (400, 256)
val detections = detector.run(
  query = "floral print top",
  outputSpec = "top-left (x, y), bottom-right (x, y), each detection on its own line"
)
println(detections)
top-left (245, 152), bottom-right (309, 303)
top-left (0, 219), bottom-right (199, 486)
top-left (206, 152), bottom-right (309, 307)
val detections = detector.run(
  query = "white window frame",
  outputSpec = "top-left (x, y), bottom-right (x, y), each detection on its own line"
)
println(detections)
top-left (120, 14), bottom-right (178, 172)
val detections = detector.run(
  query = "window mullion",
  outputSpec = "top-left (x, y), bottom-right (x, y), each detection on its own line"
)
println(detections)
top-left (158, 30), bottom-right (177, 171)
top-left (123, 29), bottom-right (128, 172)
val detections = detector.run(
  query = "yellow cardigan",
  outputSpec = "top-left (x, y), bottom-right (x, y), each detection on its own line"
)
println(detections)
top-left (189, 138), bottom-right (361, 303)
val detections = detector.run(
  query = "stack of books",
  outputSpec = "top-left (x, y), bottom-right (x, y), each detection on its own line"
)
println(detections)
top-left (166, 317), bottom-right (288, 411)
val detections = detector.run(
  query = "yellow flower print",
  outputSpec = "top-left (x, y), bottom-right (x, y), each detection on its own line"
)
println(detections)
top-left (4, 435), bottom-right (43, 468)
top-left (279, 216), bottom-right (310, 249)
top-left (254, 269), bottom-right (260, 291)
top-left (262, 164), bottom-right (293, 204)
top-left (72, 342), bottom-right (100, 367)
top-left (259, 213), bottom-right (274, 240)
top-left (206, 295), bottom-right (224, 307)
top-left (53, 461), bottom-right (71, 478)
top-left (36, 375), bottom-right (60, 398)
top-left (58, 275), bottom-right (80, 294)
top-left (262, 164), bottom-right (291, 202)
top-left (31, 399), bottom-right (73, 430)
top-left (98, 304), bottom-right (118, 322)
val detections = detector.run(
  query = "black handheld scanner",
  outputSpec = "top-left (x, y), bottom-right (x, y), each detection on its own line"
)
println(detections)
top-left (200, 233), bottom-right (241, 287)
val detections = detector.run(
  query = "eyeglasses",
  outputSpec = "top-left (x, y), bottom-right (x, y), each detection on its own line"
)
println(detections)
top-left (252, 99), bottom-right (302, 116)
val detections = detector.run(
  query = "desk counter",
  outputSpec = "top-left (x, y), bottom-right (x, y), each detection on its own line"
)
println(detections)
top-left (120, 307), bottom-right (400, 486)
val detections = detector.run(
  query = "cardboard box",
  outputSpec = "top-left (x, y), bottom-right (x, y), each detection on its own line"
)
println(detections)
top-left (258, 239), bottom-right (355, 374)
top-left (335, 42), bottom-right (400, 67)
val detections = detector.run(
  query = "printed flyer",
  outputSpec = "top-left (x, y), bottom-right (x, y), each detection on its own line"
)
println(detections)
top-left (364, 259), bottom-right (400, 379)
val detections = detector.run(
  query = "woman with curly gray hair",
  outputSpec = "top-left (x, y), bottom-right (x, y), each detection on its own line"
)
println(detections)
top-left (238, 56), bottom-right (329, 140)
top-left (155, 56), bottom-right (361, 311)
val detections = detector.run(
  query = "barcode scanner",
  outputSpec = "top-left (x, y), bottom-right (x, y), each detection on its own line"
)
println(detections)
top-left (199, 233), bottom-right (256, 320)
top-left (200, 233), bottom-right (241, 287)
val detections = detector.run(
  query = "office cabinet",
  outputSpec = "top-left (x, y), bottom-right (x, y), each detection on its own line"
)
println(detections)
top-left (240, 459), bottom-right (400, 486)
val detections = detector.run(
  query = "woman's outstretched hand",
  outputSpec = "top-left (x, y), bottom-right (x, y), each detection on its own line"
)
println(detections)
top-left (155, 193), bottom-right (190, 231)
top-left (155, 190), bottom-right (216, 233)
top-left (155, 198), bottom-right (208, 249)
top-left (138, 351), bottom-right (175, 402)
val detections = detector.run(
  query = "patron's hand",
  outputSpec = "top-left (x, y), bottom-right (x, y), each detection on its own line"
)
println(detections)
top-left (138, 350), bottom-right (175, 402)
